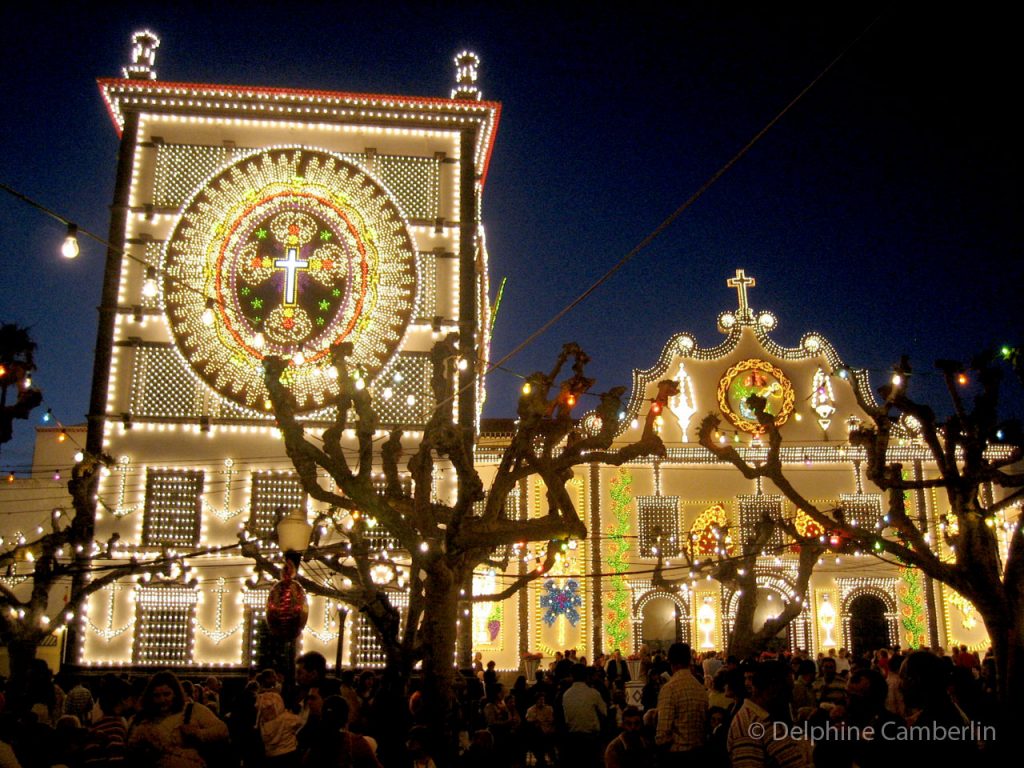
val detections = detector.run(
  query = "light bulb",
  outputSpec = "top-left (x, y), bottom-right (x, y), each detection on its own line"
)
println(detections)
top-left (201, 300), bottom-right (216, 326)
top-left (61, 224), bottom-right (79, 259)
top-left (142, 268), bottom-right (158, 298)
top-left (252, 332), bottom-right (265, 349)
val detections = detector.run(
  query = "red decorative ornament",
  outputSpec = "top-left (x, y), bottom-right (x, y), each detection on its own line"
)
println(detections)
top-left (266, 557), bottom-right (308, 639)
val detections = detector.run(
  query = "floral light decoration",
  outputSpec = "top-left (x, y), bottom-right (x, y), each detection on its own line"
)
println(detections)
top-left (605, 471), bottom-right (633, 650)
top-left (690, 503), bottom-right (734, 558)
top-left (897, 567), bottom-right (926, 649)
top-left (540, 579), bottom-right (582, 627)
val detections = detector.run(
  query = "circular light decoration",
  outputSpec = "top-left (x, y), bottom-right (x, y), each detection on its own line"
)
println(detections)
top-left (163, 147), bottom-right (418, 412)
top-left (717, 358), bottom-right (795, 433)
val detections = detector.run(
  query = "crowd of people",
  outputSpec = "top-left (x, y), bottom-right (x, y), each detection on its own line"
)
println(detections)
top-left (0, 642), bottom-right (999, 768)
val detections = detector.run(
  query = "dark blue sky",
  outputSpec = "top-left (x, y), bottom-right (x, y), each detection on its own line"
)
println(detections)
top-left (2, 3), bottom-right (1020, 472)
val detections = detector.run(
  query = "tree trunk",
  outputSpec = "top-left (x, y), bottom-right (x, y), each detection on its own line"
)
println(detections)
top-left (4, 633), bottom-right (40, 713)
top-left (977, 595), bottom-right (1024, 722)
top-left (418, 561), bottom-right (460, 765)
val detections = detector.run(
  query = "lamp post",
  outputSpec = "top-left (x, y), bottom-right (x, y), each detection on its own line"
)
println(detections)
top-left (268, 508), bottom-right (312, 699)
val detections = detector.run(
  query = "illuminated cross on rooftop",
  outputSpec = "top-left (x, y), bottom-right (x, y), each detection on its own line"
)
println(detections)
top-left (275, 247), bottom-right (309, 306)
top-left (727, 269), bottom-right (756, 321)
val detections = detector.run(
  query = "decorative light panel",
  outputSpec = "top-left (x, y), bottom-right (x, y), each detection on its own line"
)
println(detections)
top-left (152, 143), bottom-right (439, 221)
top-left (142, 469), bottom-right (204, 547)
top-left (717, 359), bottom-right (795, 434)
top-left (371, 354), bottom-right (434, 425)
top-left (353, 590), bottom-right (408, 668)
top-left (249, 472), bottom-right (308, 540)
top-left (413, 252), bottom-right (438, 320)
top-left (738, 495), bottom-right (785, 555)
top-left (153, 144), bottom-right (239, 206)
top-left (365, 475), bottom-right (412, 553)
top-left (374, 155), bottom-right (441, 220)
top-left (134, 586), bottom-right (197, 665)
top-left (242, 588), bottom-right (270, 665)
top-left (129, 345), bottom-right (205, 418)
top-left (838, 493), bottom-right (883, 531)
top-left (162, 147), bottom-right (418, 412)
top-left (141, 241), bottom-right (165, 309)
top-left (637, 496), bottom-right (680, 557)
top-left (472, 568), bottom-right (503, 647)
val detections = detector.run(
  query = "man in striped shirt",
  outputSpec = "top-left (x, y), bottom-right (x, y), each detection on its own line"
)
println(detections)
top-left (727, 661), bottom-right (810, 768)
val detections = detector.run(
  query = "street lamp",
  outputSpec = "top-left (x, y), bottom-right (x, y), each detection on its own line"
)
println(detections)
top-left (277, 507), bottom-right (313, 554)
top-left (267, 507), bottom-right (312, 701)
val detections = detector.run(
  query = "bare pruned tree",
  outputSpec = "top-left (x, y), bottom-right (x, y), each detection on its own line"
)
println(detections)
top-left (246, 337), bottom-right (673, 741)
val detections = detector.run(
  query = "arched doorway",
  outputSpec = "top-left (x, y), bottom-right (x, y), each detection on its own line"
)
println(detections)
top-left (849, 593), bottom-right (889, 657)
top-left (641, 596), bottom-right (681, 652)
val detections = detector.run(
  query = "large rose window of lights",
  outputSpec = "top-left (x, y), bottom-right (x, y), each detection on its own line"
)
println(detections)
top-left (717, 359), bottom-right (795, 434)
top-left (163, 148), bottom-right (418, 412)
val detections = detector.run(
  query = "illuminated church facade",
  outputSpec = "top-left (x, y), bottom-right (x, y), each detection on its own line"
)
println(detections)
top-left (62, 32), bottom-right (998, 673)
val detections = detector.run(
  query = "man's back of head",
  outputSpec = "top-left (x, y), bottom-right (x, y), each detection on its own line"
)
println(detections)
top-left (668, 642), bottom-right (692, 670)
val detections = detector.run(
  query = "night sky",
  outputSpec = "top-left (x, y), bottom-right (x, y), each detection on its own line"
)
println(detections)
top-left (2, 3), bottom-right (1020, 473)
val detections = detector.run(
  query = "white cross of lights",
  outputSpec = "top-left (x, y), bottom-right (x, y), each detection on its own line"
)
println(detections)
top-left (727, 269), bottom-right (756, 320)
top-left (275, 247), bottom-right (309, 305)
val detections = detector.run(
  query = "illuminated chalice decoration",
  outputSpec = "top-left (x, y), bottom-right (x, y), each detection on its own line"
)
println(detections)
top-left (818, 594), bottom-right (836, 648)
top-left (698, 597), bottom-right (716, 650)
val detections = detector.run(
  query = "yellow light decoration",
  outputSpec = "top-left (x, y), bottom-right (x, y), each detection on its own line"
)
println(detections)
top-left (818, 594), bottom-right (836, 647)
top-left (716, 359), bottom-right (796, 434)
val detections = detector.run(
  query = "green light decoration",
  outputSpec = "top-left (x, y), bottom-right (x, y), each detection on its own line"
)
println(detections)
top-left (606, 470), bottom-right (634, 651)
top-left (898, 567), bottom-right (926, 649)
top-left (489, 276), bottom-right (507, 336)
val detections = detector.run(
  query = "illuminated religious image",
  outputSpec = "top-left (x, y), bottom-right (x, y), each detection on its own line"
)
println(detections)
top-left (717, 358), bottom-right (795, 433)
top-left (667, 361), bottom-right (697, 440)
top-left (163, 148), bottom-right (418, 412)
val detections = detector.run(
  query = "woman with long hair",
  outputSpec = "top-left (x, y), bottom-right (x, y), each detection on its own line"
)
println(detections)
top-left (127, 671), bottom-right (228, 768)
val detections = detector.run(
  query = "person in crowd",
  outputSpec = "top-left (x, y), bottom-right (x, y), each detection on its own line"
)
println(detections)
top-left (811, 667), bottom-right (902, 768)
top-left (900, 650), bottom-right (982, 759)
top-left (561, 663), bottom-right (606, 768)
top-left (708, 670), bottom-right (733, 712)
top-left (703, 652), bottom-right (724, 688)
top-left (83, 675), bottom-right (132, 768)
top-left (459, 730), bottom-right (494, 768)
top-left (604, 706), bottom-right (653, 768)
top-left (482, 684), bottom-right (518, 766)
top-left (606, 651), bottom-right (630, 686)
top-left (256, 669), bottom-right (303, 768)
top-left (63, 677), bottom-right (95, 727)
top-left (126, 670), bottom-right (227, 768)
top-left (813, 657), bottom-right (846, 707)
top-left (302, 695), bottom-right (380, 768)
top-left (200, 678), bottom-right (221, 717)
top-left (726, 661), bottom-right (809, 768)
top-left (0, 713), bottom-right (20, 768)
top-left (405, 725), bottom-right (436, 768)
top-left (655, 642), bottom-right (707, 766)
top-left (790, 660), bottom-right (817, 720)
top-left (524, 692), bottom-right (556, 768)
